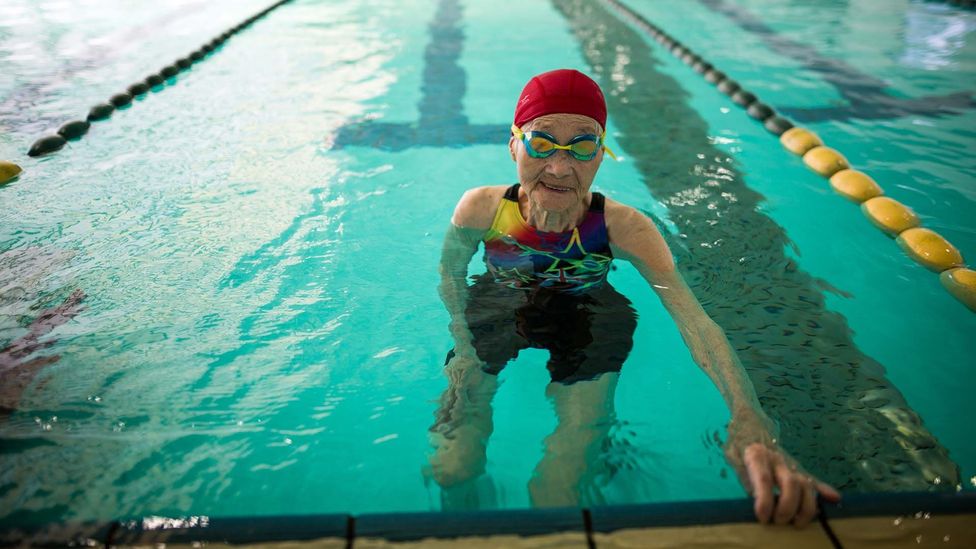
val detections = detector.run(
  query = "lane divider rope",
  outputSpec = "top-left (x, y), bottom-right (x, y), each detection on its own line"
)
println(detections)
top-left (604, 0), bottom-right (976, 313)
top-left (17, 0), bottom-right (295, 161)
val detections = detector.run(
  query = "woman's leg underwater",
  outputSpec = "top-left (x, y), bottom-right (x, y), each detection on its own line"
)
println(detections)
top-left (529, 372), bottom-right (619, 507)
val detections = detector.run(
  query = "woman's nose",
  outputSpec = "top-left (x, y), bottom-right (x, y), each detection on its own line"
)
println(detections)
top-left (544, 151), bottom-right (573, 177)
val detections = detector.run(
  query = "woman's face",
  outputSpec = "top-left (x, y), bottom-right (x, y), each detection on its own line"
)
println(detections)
top-left (509, 113), bottom-right (605, 214)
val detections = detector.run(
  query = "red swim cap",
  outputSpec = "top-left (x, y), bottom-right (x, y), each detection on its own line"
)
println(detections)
top-left (513, 69), bottom-right (607, 129)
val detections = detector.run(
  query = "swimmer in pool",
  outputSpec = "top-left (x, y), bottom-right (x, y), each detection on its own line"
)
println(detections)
top-left (428, 69), bottom-right (841, 526)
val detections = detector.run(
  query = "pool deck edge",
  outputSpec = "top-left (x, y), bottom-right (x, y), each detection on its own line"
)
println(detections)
top-left (3, 491), bottom-right (975, 547)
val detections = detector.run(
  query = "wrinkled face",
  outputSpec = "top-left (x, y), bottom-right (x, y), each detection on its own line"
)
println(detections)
top-left (509, 113), bottom-right (604, 214)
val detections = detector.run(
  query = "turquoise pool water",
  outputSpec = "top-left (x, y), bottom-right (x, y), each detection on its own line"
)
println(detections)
top-left (1, 0), bottom-right (974, 528)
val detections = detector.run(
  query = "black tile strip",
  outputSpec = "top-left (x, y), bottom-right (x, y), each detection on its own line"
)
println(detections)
top-left (582, 508), bottom-right (596, 549)
top-left (104, 520), bottom-right (120, 549)
top-left (817, 496), bottom-right (845, 549)
top-left (346, 515), bottom-right (355, 549)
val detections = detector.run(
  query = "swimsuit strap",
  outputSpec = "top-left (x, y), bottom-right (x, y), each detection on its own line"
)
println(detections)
top-left (504, 183), bottom-right (520, 201)
top-left (589, 192), bottom-right (605, 213)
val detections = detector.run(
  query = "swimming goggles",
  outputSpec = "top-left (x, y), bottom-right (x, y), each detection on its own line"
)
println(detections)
top-left (511, 124), bottom-right (618, 161)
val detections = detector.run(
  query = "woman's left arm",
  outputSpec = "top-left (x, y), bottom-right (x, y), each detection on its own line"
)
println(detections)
top-left (605, 200), bottom-right (840, 526)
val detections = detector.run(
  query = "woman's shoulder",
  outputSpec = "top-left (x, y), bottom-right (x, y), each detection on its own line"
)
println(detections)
top-left (601, 195), bottom-right (674, 271)
top-left (451, 185), bottom-right (511, 229)
top-left (601, 195), bottom-right (646, 230)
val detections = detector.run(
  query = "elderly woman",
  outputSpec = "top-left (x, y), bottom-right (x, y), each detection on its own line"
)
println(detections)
top-left (429, 69), bottom-right (840, 526)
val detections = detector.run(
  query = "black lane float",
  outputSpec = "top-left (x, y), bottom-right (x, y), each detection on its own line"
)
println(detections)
top-left (109, 92), bottom-right (132, 108)
top-left (27, 135), bottom-right (66, 157)
top-left (127, 82), bottom-right (150, 96)
top-left (25, 0), bottom-right (296, 158)
top-left (58, 120), bottom-right (90, 139)
top-left (87, 103), bottom-right (114, 121)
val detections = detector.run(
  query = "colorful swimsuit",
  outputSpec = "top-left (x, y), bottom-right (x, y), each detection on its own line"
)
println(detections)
top-left (456, 184), bottom-right (635, 384)
top-left (483, 183), bottom-right (613, 294)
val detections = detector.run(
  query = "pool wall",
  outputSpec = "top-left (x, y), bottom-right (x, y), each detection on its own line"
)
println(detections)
top-left (3, 491), bottom-right (975, 547)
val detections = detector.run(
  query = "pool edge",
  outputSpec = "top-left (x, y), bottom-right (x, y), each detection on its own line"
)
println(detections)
top-left (3, 491), bottom-right (975, 547)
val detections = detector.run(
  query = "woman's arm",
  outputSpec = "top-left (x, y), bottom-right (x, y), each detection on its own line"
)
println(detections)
top-left (427, 187), bottom-right (505, 488)
top-left (438, 222), bottom-right (483, 354)
top-left (438, 186), bottom-right (503, 353)
top-left (605, 199), bottom-right (840, 526)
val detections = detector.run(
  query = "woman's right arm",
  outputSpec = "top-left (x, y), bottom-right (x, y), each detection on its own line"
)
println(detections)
top-left (428, 187), bottom-right (503, 487)
top-left (438, 186), bottom-right (503, 354)
top-left (438, 223), bottom-right (483, 354)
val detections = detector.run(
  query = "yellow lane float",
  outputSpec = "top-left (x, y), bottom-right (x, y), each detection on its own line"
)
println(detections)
top-left (780, 127), bottom-right (823, 155)
top-left (896, 228), bottom-right (964, 272)
top-left (803, 146), bottom-right (849, 177)
top-left (940, 268), bottom-right (976, 312)
top-left (829, 169), bottom-right (883, 203)
top-left (861, 196), bottom-right (920, 235)
top-left (0, 160), bottom-right (22, 185)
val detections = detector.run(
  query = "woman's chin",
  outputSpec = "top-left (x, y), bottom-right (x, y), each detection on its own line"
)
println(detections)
top-left (532, 184), bottom-right (580, 211)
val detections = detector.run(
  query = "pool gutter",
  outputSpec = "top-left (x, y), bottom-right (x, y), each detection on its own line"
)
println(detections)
top-left (3, 491), bottom-right (975, 547)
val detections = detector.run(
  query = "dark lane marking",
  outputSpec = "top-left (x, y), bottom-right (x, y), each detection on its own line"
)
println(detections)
top-left (555, 0), bottom-right (959, 492)
top-left (697, 0), bottom-right (975, 122)
top-left (331, 0), bottom-right (507, 150)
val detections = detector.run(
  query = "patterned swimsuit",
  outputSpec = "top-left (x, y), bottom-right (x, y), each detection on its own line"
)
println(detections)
top-left (483, 183), bottom-right (613, 294)
top-left (456, 183), bottom-right (636, 384)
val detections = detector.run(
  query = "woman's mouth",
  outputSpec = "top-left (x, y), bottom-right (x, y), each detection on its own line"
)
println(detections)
top-left (541, 182), bottom-right (572, 193)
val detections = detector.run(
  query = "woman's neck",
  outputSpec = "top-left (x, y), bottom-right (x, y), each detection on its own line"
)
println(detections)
top-left (519, 189), bottom-right (589, 232)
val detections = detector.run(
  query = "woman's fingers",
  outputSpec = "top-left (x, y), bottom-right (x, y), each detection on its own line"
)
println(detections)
top-left (794, 477), bottom-right (819, 527)
top-left (744, 445), bottom-right (775, 523)
top-left (742, 443), bottom-right (843, 526)
top-left (773, 462), bottom-right (802, 525)
top-left (816, 480), bottom-right (842, 503)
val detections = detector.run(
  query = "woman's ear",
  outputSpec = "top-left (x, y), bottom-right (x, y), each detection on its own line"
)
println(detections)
top-left (509, 136), bottom-right (517, 162)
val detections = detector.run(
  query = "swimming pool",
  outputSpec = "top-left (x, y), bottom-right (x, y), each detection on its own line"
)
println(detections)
top-left (1, 0), bottom-right (974, 534)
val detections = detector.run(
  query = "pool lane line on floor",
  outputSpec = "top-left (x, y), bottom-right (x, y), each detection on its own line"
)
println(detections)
top-left (19, 0), bottom-right (296, 160)
top-left (331, 0), bottom-right (508, 151)
top-left (604, 0), bottom-right (976, 313)
top-left (5, 491), bottom-right (976, 547)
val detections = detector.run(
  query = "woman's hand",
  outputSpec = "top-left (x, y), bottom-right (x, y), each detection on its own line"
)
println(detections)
top-left (427, 422), bottom-right (489, 488)
top-left (724, 414), bottom-right (841, 526)
top-left (426, 350), bottom-right (497, 488)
